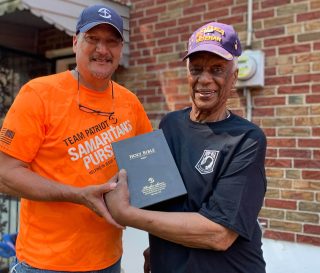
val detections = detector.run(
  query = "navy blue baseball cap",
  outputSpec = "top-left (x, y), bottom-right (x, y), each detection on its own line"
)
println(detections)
top-left (76, 5), bottom-right (123, 40)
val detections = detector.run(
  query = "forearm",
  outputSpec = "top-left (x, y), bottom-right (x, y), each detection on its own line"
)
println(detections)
top-left (0, 165), bottom-right (81, 202)
top-left (105, 170), bottom-right (238, 247)
top-left (0, 182), bottom-right (22, 197)
top-left (0, 152), bottom-right (80, 202)
top-left (116, 207), bottom-right (237, 250)
top-left (0, 152), bottom-right (123, 228)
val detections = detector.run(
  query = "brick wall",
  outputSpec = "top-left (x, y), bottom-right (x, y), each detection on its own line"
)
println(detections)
top-left (38, 27), bottom-right (71, 55)
top-left (115, 0), bottom-right (320, 246)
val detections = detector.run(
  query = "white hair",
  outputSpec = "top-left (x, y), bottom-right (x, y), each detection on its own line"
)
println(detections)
top-left (232, 57), bottom-right (238, 72)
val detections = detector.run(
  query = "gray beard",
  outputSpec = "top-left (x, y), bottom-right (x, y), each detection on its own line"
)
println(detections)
top-left (92, 71), bottom-right (111, 79)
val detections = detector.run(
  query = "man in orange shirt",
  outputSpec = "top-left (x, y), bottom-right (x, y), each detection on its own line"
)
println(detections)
top-left (0, 4), bottom-right (152, 273)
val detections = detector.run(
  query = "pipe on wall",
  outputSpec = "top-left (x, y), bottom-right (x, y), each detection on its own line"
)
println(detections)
top-left (244, 0), bottom-right (253, 121)
top-left (243, 87), bottom-right (252, 121)
top-left (246, 0), bottom-right (253, 49)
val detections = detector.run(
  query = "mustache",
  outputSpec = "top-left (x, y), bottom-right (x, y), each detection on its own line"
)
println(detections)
top-left (90, 55), bottom-right (113, 62)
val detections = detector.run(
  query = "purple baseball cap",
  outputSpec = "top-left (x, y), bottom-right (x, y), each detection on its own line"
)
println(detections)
top-left (76, 5), bottom-right (123, 40)
top-left (183, 22), bottom-right (242, 60)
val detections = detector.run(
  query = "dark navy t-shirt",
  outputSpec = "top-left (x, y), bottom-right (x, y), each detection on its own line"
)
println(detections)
top-left (149, 108), bottom-right (267, 273)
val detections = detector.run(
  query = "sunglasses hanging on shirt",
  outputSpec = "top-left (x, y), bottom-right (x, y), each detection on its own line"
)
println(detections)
top-left (75, 69), bottom-right (117, 125)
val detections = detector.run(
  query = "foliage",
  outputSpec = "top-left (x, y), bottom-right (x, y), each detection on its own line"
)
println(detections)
top-left (0, 66), bottom-right (15, 125)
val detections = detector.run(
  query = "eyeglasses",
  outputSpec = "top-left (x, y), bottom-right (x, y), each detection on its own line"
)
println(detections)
top-left (83, 34), bottom-right (122, 48)
top-left (76, 70), bottom-right (117, 124)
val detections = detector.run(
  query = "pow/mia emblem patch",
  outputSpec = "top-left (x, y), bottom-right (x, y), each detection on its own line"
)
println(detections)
top-left (195, 150), bottom-right (219, 174)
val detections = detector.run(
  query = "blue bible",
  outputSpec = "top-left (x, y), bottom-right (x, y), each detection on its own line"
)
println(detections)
top-left (111, 129), bottom-right (187, 208)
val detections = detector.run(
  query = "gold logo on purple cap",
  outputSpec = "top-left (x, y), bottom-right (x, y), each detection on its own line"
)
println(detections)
top-left (195, 25), bottom-right (225, 45)
top-left (196, 34), bottom-right (222, 43)
top-left (200, 25), bottom-right (225, 35)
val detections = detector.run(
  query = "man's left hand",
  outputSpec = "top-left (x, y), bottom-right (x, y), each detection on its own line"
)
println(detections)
top-left (104, 169), bottom-right (131, 225)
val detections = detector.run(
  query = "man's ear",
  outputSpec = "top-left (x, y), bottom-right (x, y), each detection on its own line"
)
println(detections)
top-left (231, 69), bottom-right (239, 88)
top-left (72, 35), bottom-right (78, 54)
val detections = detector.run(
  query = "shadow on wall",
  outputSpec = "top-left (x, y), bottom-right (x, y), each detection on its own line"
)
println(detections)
top-left (120, 228), bottom-right (320, 273)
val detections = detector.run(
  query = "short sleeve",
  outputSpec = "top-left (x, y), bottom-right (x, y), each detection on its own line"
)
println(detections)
top-left (0, 84), bottom-right (46, 162)
top-left (133, 97), bottom-right (153, 134)
top-left (199, 134), bottom-right (267, 240)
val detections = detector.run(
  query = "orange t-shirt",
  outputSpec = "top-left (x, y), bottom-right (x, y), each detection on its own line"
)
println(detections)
top-left (0, 71), bottom-right (153, 271)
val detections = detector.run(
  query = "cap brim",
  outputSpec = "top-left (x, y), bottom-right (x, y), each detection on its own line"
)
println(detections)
top-left (183, 43), bottom-right (234, 61)
top-left (78, 22), bottom-right (123, 40)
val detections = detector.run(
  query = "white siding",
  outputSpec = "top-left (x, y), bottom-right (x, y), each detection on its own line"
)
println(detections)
top-left (0, 0), bottom-right (130, 67)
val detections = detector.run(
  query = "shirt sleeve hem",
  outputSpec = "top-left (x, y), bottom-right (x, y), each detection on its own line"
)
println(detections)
top-left (199, 209), bottom-right (252, 241)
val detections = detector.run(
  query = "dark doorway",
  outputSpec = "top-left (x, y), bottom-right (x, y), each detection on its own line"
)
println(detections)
top-left (0, 46), bottom-right (54, 121)
top-left (0, 46), bottom-right (54, 270)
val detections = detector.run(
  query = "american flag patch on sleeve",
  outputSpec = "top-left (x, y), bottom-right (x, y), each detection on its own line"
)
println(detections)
top-left (0, 128), bottom-right (15, 145)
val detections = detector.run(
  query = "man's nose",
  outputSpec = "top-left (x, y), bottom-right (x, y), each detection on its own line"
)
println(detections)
top-left (198, 71), bottom-right (213, 84)
top-left (95, 41), bottom-right (111, 53)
